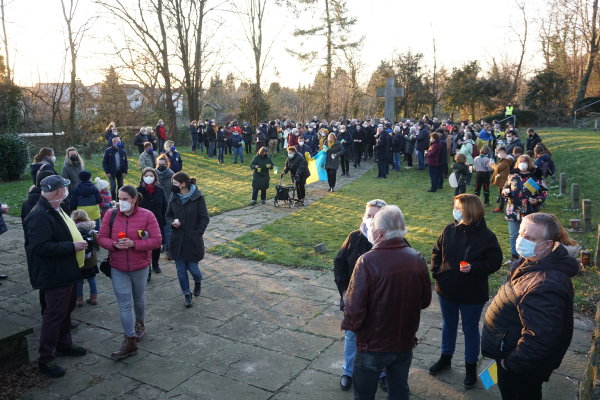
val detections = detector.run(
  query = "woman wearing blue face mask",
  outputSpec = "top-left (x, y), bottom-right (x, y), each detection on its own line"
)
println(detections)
top-left (430, 194), bottom-right (503, 389)
top-left (333, 199), bottom-right (387, 393)
top-left (162, 140), bottom-right (183, 172)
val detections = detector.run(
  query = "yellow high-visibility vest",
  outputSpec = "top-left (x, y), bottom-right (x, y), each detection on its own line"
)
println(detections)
top-left (505, 106), bottom-right (514, 116)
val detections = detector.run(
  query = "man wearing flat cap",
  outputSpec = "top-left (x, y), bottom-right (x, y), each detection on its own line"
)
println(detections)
top-left (23, 175), bottom-right (89, 378)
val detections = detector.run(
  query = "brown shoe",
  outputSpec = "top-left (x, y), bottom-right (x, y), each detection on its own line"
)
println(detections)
top-left (86, 294), bottom-right (98, 305)
top-left (76, 297), bottom-right (84, 307)
top-left (110, 336), bottom-right (138, 360)
top-left (135, 320), bottom-right (145, 341)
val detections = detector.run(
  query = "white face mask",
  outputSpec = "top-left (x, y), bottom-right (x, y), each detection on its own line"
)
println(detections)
top-left (518, 162), bottom-right (529, 172)
top-left (298, 141), bottom-right (304, 146)
top-left (119, 200), bottom-right (132, 212)
top-left (361, 217), bottom-right (373, 239)
top-left (51, 155), bottom-right (56, 163)
top-left (143, 176), bottom-right (155, 185)
top-left (287, 153), bottom-right (294, 158)
top-left (367, 226), bottom-right (379, 245)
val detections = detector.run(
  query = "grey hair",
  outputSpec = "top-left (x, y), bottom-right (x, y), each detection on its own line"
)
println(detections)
top-left (373, 205), bottom-right (407, 239)
top-left (465, 132), bottom-right (472, 139)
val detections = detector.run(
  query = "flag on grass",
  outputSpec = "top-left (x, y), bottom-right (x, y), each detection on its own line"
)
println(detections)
top-left (524, 177), bottom-right (540, 194)
top-left (479, 360), bottom-right (498, 390)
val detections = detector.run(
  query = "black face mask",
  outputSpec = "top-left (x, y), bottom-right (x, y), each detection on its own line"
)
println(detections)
top-left (171, 185), bottom-right (181, 194)
top-left (69, 155), bottom-right (78, 161)
top-left (157, 165), bottom-right (167, 172)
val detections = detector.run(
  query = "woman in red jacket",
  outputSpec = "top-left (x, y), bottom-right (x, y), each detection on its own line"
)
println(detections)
top-left (98, 185), bottom-right (162, 361)
top-left (425, 132), bottom-right (442, 192)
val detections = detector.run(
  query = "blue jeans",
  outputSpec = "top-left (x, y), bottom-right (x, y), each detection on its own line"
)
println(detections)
top-left (353, 350), bottom-right (412, 400)
top-left (233, 146), bottom-right (243, 163)
top-left (111, 266), bottom-right (149, 337)
top-left (416, 150), bottom-right (425, 169)
top-left (175, 257), bottom-right (203, 295)
top-left (438, 295), bottom-right (484, 363)
top-left (208, 142), bottom-right (216, 157)
top-left (77, 277), bottom-right (97, 297)
top-left (508, 219), bottom-right (521, 258)
top-left (218, 143), bottom-right (225, 162)
top-left (392, 152), bottom-right (401, 170)
top-left (343, 331), bottom-right (386, 378)
top-left (428, 165), bottom-right (440, 191)
top-left (191, 134), bottom-right (199, 151)
top-left (163, 223), bottom-right (172, 257)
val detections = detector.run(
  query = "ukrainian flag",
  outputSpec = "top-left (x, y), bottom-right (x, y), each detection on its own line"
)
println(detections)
top-left (524, 177), bottom-right (540, 194)
top-left (479, 360), bottom-right (498, 390)
top-left (305, 151), bottom-right (328, 184)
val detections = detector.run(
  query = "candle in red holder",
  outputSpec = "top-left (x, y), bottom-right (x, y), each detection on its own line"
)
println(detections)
top-left (459, 261), bottom-right (470, 271)
top-left (118, 232), bottom-right (126, 240)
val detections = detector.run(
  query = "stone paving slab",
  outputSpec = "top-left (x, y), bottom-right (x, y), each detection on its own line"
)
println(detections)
top-left (0, 158), bottom-right (593, 399)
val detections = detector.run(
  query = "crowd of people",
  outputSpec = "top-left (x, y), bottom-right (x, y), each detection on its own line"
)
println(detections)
top-left (4, 111), bottom-right (575, 400)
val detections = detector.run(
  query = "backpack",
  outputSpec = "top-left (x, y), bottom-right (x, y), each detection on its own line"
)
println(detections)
top-left (471, 142), bottom-right (480, 157)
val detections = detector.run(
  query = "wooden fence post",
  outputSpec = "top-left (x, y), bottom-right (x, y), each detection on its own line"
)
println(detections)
top-left (572, 184), bottom-right (580, 209)
top-left (560, 173), bottom-right (567, 195)
top-left (583, 199), bottom-right (592, 232)
top-left (595, 224), bottom-right (600, 267)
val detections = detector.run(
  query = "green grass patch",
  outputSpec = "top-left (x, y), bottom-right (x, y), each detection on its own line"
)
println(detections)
top-left (210, 128), bottom-right (600, 314)
top-left (0, 146), bottom-right (287, 217)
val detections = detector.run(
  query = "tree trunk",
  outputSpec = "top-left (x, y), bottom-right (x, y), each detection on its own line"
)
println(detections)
top-left (572, 0), bottom-right (599, 113)
top-left (157, 0), bottom-right (178, 140)
top-left (1, 0), bottom-right (10, 81)
top-left (324, 0), bottom-right (332, 120)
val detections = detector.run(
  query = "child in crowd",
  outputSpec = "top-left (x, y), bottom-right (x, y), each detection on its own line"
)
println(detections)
top-left (473, 145), bottom-right (493, 205)
top-left (95, 177), bottom-right (114, 219)
top-left (452, 153), bottom-right (469, 195)
top-left (72, 171), bottom-right (102, 230)
top-left (71, 210), bottom-right (99, 306)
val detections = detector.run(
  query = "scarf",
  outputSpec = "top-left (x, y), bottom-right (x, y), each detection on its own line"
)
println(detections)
top-left (145, 183), bottom-right (156, 195)
top-left (177, 184), bottom-right (197, 205)
top-left (327, 139), bottom-right (335, 148)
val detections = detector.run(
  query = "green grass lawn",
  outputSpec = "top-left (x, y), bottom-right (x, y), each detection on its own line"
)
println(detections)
top-left (0, 146), bottom-right (287, 217)
top-left (209, 128), bottom-right (600, 314)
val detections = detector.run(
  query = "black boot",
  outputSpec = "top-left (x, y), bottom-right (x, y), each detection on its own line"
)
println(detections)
top-left (464, 362), bottom-right (477, 389)
top-left (184, 293), bottom-right (193, 308)
top-left (193, 281), bottom-right (202, 297)
top-left (429, 354), bottom-right (452, 375)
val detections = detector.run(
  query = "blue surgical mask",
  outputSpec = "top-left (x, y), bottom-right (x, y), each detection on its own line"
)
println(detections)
top-left (117, 142), bottom-right (123, 148)
top-left (516, 236), bottom-right (537, 258)
top-left (452, 209), bottom-right (462, 222)
top-left (171, 146), bottom-right (176, 152)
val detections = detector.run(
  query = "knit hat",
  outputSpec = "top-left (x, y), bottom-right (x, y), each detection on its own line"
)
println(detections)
top-left (95, 177), bottom-right (109, 190)
top-left (79, 170), bottom-right (92, 182)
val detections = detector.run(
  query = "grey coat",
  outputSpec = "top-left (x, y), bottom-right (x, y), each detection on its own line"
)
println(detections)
top-left (165, 186), bottom-right (210, 262)
top-left (139, 151), bottom-right (156, 170)
top-left (325, 142), bottom-right (344, 170)
top-left (61, 158), bottom-right (83, 192)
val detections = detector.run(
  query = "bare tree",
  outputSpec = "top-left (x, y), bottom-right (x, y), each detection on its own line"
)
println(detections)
top-left (573, 0), bottom-right (600, 111)
top-left (60, 0), bottom-right (93, 144)
top-left (234, 0), bottom-right (272, 87)
top-left (166, 0), bottom-right (222, 121)
top-left (508, 0), bottom-right (528, 101)
top-left (98, 0), bottom-right (178, 139)
top-left (1, 0), bottom-right (10, 81)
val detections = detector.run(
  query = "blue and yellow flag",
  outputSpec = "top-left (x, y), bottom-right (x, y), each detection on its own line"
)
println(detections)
top-left (305, 151), bottom-right (328, 184)
top-left (479, 360), bottom-right (498, 390)
top-left (524, 177), bottom-right (540, 194)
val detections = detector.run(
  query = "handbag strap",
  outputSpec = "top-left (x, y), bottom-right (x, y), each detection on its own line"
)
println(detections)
top-left (109, 208), bottom-right (117, 233)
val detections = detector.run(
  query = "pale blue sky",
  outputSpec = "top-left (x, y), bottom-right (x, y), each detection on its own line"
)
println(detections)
top-left (8, 0), bottom-right (544, 88)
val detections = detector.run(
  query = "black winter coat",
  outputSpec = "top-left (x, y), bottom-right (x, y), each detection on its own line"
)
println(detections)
top-left (431, 218), bottom-right (502, 304)
top-left (481, 244), bottom-right (578, 380)
top-left (283, 153), bottom-right (310, 183)
top-left (23, 196), bottom-right (82, 289)
top-left (374, 131), bottom-right (391, 160)
top-left (325, 142), bottom-right (344, 170)
top-left (250, 155), bottom-right (273, 190)
top-left (333, 229), bottom-right (371, 298)
top-left (102, 146), bottom-right (128, 176)
top-left (206, 125), bottom-right (217, 142)
top-left (30, 160), bottom-right (57, 185)
top-left (137, 184), bottom-right (167, 228)
top-left (526, 133), bottom-right (542, 151)
top-left (391, 133), bottom-right (405, 152)
top-left (353, 128), bottom-right (366, 153)
top-left (166, 186), bottom-right (210, 262)
top-left (416, 126), bottom-right (430, 151)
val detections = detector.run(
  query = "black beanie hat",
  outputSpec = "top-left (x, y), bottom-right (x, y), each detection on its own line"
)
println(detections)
top-left (79, 170), bottom-right (92, 182)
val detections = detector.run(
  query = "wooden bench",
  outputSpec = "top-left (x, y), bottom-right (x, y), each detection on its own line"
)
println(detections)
top-left (0, 319), bottom-right (34, 372)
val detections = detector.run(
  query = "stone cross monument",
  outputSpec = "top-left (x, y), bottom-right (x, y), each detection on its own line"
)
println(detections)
top-left (376, 78), bottom-right (404, 122)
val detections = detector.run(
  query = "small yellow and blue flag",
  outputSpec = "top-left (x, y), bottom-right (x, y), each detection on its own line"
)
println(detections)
top-left (524, 177), bottom-right (540, 194)
top-left (479, 360), bottom-right (498, 390)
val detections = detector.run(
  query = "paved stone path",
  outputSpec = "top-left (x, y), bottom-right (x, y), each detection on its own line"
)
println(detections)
top-left (0, 162), bottom-right (592, 399)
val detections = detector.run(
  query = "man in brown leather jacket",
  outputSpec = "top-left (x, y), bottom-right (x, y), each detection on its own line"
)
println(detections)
top-left (342, 205), bottom-right (432, 400)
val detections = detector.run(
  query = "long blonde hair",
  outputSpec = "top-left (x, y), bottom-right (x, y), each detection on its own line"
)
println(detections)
top-left (65, 147), bottom-right (84, 169)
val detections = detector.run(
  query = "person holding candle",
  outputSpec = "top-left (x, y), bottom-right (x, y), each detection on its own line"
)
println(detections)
top-left (428, 194), bottom-right (503, 389)
top-left (97, 185), bottom-right (162, 360)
